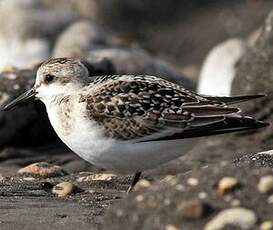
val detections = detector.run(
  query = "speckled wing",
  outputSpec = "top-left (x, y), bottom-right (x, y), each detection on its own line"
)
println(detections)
top-left (79, 75), bottom-right (265, 142)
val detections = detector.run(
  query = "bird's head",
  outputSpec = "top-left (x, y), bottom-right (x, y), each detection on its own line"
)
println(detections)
top-left (34, 58), bottom-right (90, 103)
top-left (3, 57), bottom-right (115, 110)
top-left (3, 58), bottom-right (90, 110)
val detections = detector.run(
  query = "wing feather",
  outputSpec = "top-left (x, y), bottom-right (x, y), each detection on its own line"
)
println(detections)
top-left (79, 75), bottom-right (266, 142)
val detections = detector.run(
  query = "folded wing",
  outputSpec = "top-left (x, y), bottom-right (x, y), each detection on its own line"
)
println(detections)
top-left (81, 75), bottom-right (267, 142)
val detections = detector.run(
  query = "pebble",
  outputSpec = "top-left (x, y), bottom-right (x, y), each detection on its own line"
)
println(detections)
top-left (267, 195), bottom-right (273, 204)
top-left (133, 179), bottom-right (151, 191)
top-left (175, 184), bottom-right (185, 192)
top-left (198, 192), bottom-right (208, 199)
top-left (204, 207), bottom-right (257, 230)
top-left (187, 177), bottom-right (199, 186)
top-left (116, 209), bottom-right (124, 217)
top-left (267, 194), bottom-right (273, 204)
top-left (52, 182), bottom-right (76, 197)
top-left (165, 224), bottom-right (178, 230)
top-left (163, 175), bottom-right (177, 186)
top-left (18, 162), bottom-right (67, 177)
top-left (217, 177), bottom-right (239, 195)
top-left (258, 175), bottom-right (273, 194)
top-left (0, 92), bottom-right (9, 105)
top-left (135, 195), bottom-right (144, 202)
top-left (77, 173), bottom-right (115, 182)
top-left (230, 199), bottom-right (241, 207)
top-left (23, 177), bottom-right (35, 181)
top-left (176, 200), bottom-right (207, 220)
top-left (260, 221), bottom-right (273, 230)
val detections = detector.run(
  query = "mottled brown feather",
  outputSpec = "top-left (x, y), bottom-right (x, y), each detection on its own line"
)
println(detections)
top-left (78, 75), bottom-right (240, 141)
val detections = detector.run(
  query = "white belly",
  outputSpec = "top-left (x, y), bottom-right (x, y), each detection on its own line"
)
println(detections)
top-left (99, 139), bottom-right (195, 173)
top-left (46, 104), bottom-right (195, 173)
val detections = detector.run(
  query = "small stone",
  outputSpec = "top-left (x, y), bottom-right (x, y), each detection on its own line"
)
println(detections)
top-left (135, 195), bottom-right (144, 202)
top-left (40, 182), bottom-right (54, 192)
top-left (175, 184), bottom-right (185, 192)
top-left (258, 175), bottom-right (273, 194)
top-left (187, 177), bottom-right (199, 186)
top-left (217, 177), bottom-right (239, 195)
top-left (260, 221), bottom-right (273, 230)
top-left (198, 192), bottom-right (208, 199)
top-left (133, 179), bottom-right (151, 191)
top-left (230, 199), bottom-right (241, 207)
top-left (13, 84), bottom-right (20, 90)
top-left (267, 195), bottom-right (273, 204)
top-left (52, 182), bottom-right (76, 197)
top-left (204, 207), bottom-right (257, 230)
top-left (164, 198), bottom-right (171, 206)
top-left (23, 177), bottom-right (35, 181)
top-left (77, 173), bottom-right (115, 182)
top-left (176, 200), bottom-right (207, 220)
top-left (116, 209), bottom-right (124, 217)
top-left (223, 195), bottom-right (233, 202)
top-left (165, 224), bottom-right (178, 230)
top-left (18, 162), bottom-right (67, 177)
top-left (162, 175), bottom-right (177, 186)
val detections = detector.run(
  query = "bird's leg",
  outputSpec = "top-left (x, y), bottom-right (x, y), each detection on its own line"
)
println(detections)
top-left (127, 171), bottom-right (142, 193)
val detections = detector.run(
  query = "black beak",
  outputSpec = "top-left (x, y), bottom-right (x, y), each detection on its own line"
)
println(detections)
top-left (3, 88), bottom-right (37, 111)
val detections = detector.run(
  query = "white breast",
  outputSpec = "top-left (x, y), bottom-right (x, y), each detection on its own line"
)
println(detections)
top-left (46, 100), bottom-right (116, 166)
top-left (45, 98), bottom-right (195, 173)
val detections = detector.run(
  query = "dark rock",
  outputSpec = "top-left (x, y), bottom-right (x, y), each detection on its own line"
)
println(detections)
top-left (43, 0), bottom-right (97, 18)
top-left (231, 9), bottom-right (273, 150)
top-left (40, 181), bottom-right (54, 192)
top-left (103, 159), bottom-right (273, 230)
top-left (234, 152), bottom-right (273, 169)
top-left (96, 0), bottom-right (226, 32)
top-left (53, 23), bottom-right (196, 89)
top-left (0, 67), bottom-right (60, 148)
top-left (96, 1), bottom-right (273, 67)
top-left (153, 10), bottom-right (273, 176)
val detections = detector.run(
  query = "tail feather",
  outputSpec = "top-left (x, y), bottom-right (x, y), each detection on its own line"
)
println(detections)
top-left (148, 115), bottom-right (269, 142)
top-left (203, 94), bottom-right (265, 105)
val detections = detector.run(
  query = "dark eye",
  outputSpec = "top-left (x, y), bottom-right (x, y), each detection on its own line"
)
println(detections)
top-left (44, 74), bottom-right (55, 83)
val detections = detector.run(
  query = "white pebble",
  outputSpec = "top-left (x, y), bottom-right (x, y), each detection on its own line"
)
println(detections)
top-left (187, 177), bottom-right (199, 186)
top-left (52, 182), bottom-right (75, 197)
top-left (217, 177), bottom-right (238, 195)
top-left (260, 221), bottom-right (273, 230)
top-left (204, 207), bottom-right (257, 230)
top-left (258, 175), bottom-right (273, 194)
top-left (198, 192), bottom-right (208, 199)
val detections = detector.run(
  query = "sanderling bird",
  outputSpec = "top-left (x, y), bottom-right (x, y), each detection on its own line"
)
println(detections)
top-left (3, 58), bottom-right (268, 192)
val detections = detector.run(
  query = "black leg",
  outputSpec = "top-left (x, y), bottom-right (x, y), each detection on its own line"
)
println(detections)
top-left (127, 171), bottom-right (142, 193)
